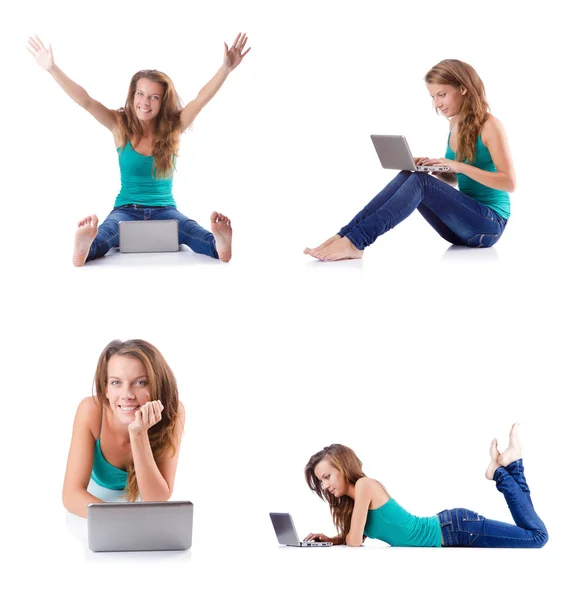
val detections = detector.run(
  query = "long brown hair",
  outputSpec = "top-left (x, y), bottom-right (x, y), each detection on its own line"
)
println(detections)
top-left (425, 59), bottom-right (490, 164)
top-left (305, 444), bottom-right (366, 544)
top-left (94, 339), bottom-right (182, 501)
top-left (116, 70), bottom-right (183, 179)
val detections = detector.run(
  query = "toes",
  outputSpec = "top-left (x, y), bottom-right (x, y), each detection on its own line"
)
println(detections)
top-left (211, 211), bottom-right (219, 222)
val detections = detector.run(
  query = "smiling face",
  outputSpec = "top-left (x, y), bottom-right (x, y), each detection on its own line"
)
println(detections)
top-left (314, 459), bottom-right (350, 498)
top-left (427, 82), bottom-right (466, 118)
top-left (105, 354), bottom-right (151, 425)
top-left (134, 77), bottom-right (165, 122)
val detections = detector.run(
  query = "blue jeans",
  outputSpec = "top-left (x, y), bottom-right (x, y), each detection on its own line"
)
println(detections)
top-left (338, 171), bottom-right (508, 250)
top-left (438, 460), bottom-right (548, 548)
top-left (86, 205), bottom-right (218, 262)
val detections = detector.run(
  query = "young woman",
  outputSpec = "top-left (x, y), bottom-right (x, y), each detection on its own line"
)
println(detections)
top-left (304, 424), bottom-right (548, 548)
top-left (62, 339), bottom-right (185, 518)
top-left (305, 59), bottom-right (515, 260)
top-left (27, 34), bottom-right (251, 266)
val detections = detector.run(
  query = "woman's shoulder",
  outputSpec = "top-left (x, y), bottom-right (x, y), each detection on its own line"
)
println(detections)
top-left (75, 396), bottom-right (103, 437)
top-left (481, 114), bottom-right (506, 141)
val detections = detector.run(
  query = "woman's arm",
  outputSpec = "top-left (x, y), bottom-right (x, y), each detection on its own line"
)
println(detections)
top-left (423, 117), bottom-right (516, 192)
top-left (129, 401), bottom-right (185, 501)
top-left (345, 478), bottom-right (372, 547)
top-left (27, 36), bottom-right (118, 132)
top-left (62, 397), bottom-right (104, 518)
top-left (179, 33), bottom-right (250, 133)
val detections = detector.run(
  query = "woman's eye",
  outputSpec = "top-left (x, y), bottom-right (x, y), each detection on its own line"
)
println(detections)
top-left (110, 380), bottom-right (120, 386)
top-left (136, 380), bottom-right (148, 386)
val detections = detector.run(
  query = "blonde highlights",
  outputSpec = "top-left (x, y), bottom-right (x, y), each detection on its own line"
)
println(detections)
top-left (425, 59), bottom-right (490, 163)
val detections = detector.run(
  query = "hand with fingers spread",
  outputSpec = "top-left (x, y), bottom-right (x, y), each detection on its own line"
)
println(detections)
top-left (223, 32), bottom-right (251, 72)
top-left (128, 399), bottom-right (164, 435)
top-left (27, 35), bottom-right (54, 72)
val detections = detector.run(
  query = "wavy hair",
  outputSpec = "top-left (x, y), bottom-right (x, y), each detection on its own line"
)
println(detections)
top-left (425, 59), bottom-right (490, 164)
top-left (116, 70), bottom-right (183, 179)
top-left (94, 339), bottom-right (181, 502)
top-left (305, 444), bottom-right (367, 544)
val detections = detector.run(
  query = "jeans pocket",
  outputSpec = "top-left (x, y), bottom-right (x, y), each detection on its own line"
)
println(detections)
top-left (466, 233), bottom-right (500, 248)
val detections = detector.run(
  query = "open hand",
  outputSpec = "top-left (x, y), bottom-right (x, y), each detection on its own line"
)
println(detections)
top-left (27, 35), bottom-right (54, 71)
top-left (128, 400), bottom-right (164, 435)
top-left (223, 33), bottom-right (251, 72)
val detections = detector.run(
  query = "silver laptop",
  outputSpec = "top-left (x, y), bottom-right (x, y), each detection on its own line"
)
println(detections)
top-left (269, 513), bottom-right (332, 547)
top-left (370, 135), bottom-right (449, 172)
top-left (88, 501), bottom-right (193, 552)
top-left (118, 220), bottom-right (179, 253)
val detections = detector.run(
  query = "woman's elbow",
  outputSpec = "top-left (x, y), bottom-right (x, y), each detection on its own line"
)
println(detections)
top-left (345, 534), bottom-right (363, 547)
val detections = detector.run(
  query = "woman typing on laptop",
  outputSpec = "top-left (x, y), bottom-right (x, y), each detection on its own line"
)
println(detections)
top-left (27, 34), bottom-right (251, 266)
top-left (305, 59), bottom-right (515, 260)
top-left (62, 340), bottom-right (185, 518)
top-left (303, 425), bottom-right (548, 548)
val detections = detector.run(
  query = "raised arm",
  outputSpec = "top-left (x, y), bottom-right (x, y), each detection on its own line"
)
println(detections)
top-left (179, 33), bottom-right (251, 133)
top-left (27, 36), bottom-right (118, 132)
top-left (62, 397), bottom-right (104, 518)
top-left (128, 401), bottom-right (185, 501)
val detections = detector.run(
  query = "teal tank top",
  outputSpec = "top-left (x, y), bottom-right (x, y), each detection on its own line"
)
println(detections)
top-left (445, 133), bottom-right (510, 219)
top-left (364, 498), bottom-right (442, 547)
top-left (91, 438), bottom-right (128, 491)
top-left (114, 140), bottom-right (176, 208)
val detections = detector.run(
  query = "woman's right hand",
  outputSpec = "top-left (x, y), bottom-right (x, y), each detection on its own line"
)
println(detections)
top-left (303, 533), bottom-right (332, 543)
top-left (27, 35), bottom-right (54, 71)
top-left (413, 157), bottom-right (429, 166)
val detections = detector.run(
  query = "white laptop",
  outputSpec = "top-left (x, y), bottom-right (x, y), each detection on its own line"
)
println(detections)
top-left (269, 512), bottom-right (332, 547)
top-left (118, 220), bottom-right (180, 253)
top-left (370, 135), bottom-right (449, 172)
top-left (88, 501), bottom-right (193, 552)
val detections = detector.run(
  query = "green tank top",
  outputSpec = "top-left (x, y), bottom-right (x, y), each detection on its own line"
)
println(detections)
top-left (445, 133), bottom-right (510, 219)
top-left (114, 140), bottom-right (176, 208)
top-left (91, 438), bottom-right (128, 491)
top-left (364, 498), bottom-right (442, 547)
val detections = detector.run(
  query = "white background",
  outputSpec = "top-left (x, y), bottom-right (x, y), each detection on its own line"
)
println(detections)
top-left (2, 0), bottom-right (563, 598)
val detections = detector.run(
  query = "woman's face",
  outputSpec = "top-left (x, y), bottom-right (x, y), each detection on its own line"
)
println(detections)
top-left (105, 355), bottom-right (151, 425)
top-left (427, 82), bottom-right (466, 118)
top-left (314, 459), bottom-right (348, 498)
top-left (134, 77), bottom-right (164, 122)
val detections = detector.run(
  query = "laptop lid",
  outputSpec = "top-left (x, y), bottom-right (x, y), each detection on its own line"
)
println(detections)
top-left (88, 501), bottom-right (193, 552)
top-left (118, 220), bottom-right (179, 253)
top-left (370, 135), bottom-right (418, 171)
top-left (269, 512), bottom-right (302, 546)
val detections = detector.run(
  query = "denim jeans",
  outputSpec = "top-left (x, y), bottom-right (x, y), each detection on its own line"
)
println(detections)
top-left (438, 460), bottom-right (548, 548)
top-left (86, 205), bottom-right (218, 262)
top-left (338, 171), bottom-right (508, 250)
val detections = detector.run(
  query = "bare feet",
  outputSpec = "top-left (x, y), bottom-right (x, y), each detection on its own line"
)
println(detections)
top-left (308, 236), bottom-right (364, 261)
top-left (304, 234), bottom-right (341, 256)
top-left (210, 211), bottom-right (232, 263)
top-left (73, 215), bottom-right (99, 267)
top-left (498, 423), bottom-right (522, 467)
top-left (485, 438), bottom-right (501, 480)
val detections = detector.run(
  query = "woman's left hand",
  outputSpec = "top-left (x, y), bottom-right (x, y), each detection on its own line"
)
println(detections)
top-left (223, 33), bottom-right (251, 72)
top-left (128, 400), bottom-right (164, 435)
top-left (421, 157), bottom-right (462, 173)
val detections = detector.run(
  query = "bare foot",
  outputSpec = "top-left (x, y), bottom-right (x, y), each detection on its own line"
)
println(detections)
top-left (309, 236), bottom-right (364, 261)
top-left (210, 211), bottom-right (232, 263)
top-left (304, 234), bottom-right (341, 256)
top-left (73, 215), bottom-right (98, 267)
top-left (485, 438), bottom-right (501, 480)
top-left (498, 423), bottom-right (522, 467)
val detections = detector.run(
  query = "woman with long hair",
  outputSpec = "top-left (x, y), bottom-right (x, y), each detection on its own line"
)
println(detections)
top-left (305, 59), bottom-right (515, 260)
top-left (63, 339), bottom-right (185, 518)
top-left (27, 34), bottom-right (251, 266)
top-left (304, 424), bottom-right (548, 548)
